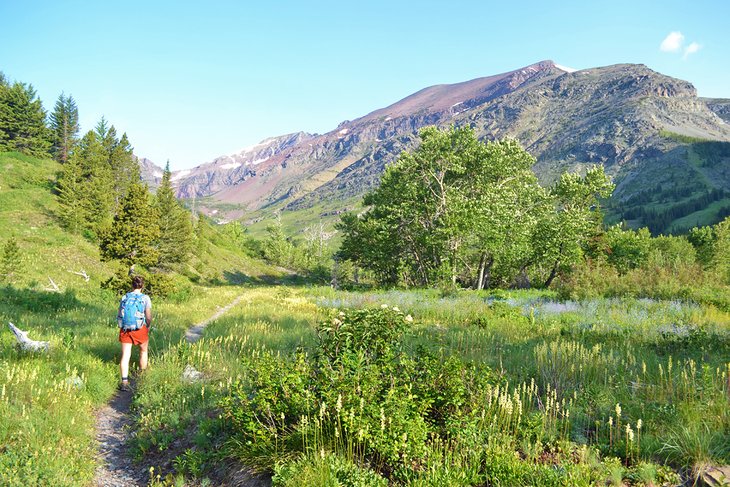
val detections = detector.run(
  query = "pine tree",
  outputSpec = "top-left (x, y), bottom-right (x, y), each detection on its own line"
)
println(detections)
top-left (78, 130), bottom-right (115, 232)
top-left (99, 180), bottom-right (160, 268)
top-left (49, 93), bottom-right (79, 163)
top-left (56, 154), bottom-right (84, 232)
top-left (0, 77), bottom-right (51, 157)
top-left (108, 131), bottom-right (140, 208)
top-left (154, 161), bottom-right (193, 268)
top-left (0, 237), bottom-right (23, 283)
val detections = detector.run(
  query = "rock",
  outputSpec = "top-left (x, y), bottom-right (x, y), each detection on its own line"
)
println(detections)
top-left (182, 365), bottom-right (204, 383)
top-left (700, 466), bottom-right (730, 486)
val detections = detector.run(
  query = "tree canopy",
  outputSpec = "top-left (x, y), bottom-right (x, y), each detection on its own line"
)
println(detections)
top-left (0, 74), bottom-right (51, 157)
top-left (338, 126), bottom-right (613, 288)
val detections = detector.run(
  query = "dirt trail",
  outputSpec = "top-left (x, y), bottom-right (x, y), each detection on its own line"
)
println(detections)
top-left (93, 294), bottom-right (247, 487)
top-left (185, 294), bottom-right (247, 343)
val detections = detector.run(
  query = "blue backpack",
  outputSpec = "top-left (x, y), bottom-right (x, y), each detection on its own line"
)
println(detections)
top-left (118, 292), bottom-right (147, 330)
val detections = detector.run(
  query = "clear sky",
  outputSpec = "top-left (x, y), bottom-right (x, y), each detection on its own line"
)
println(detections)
top-left (1, 0), bottom-right (728, 169)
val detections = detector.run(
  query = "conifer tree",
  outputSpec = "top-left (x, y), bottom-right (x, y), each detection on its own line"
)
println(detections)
top-left (154, 161), bottom-right (193, 268)
top-left (79, 130), bottom-right (115, 231)
top-left (99, 180), bottom-right (160, 268)
top-left (0, 76), bottom-right (51, 157)
top-left (56, 154), bottom-right (84, 232)
top-left (49, 93), bottom-right (79, 163)
top-left (0, 237), bottom-right (23, 283)
top-left (108, 132), bottom-right (140, 208)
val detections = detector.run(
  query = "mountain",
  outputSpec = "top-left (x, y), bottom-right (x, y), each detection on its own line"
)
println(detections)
top-left (146, 61), bottom-right (730, 234)
top-left (136, 156), bottom-right (164, 189)
top-left (703, 98), bottom-right (730, 123)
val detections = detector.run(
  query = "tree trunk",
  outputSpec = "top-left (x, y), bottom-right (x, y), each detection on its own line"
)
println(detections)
top-left (478, 255), bottom-right (494, 290)
top-left (476, 252), bottom-right (487, 290)
top-left (516, 263), bottom-right (531, 289)
top-left (544, 259), bottom-right (560, 288)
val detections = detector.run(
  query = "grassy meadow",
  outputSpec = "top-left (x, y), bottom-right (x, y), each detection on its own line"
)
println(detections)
top-left (131, 287), bottom-right (729, 486)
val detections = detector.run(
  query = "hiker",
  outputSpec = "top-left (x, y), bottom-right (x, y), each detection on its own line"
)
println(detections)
top-left (117, 275), bottom-right (152, 391)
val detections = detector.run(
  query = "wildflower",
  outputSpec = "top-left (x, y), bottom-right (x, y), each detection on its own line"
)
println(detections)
top-left (626, 424), bottom-right (634, 442)
top-left (615, 403), bottom-right (621, 418)
top-left (608, 416), bottom-right (613, 427)
top-left (392, 306), bottom-right (400, 312)
top-left (405, 315), bottom-right (413, 323)
top-left (332, 318), bottom-right (342, 326)
top-left (336, 394), bottom-right (342, 413)
top-left (636, 419), bottom-right (642, 430)
top-left (338, 311), bottom-right (345, 317)
top-left (381, 304), bottom-right (389, 309)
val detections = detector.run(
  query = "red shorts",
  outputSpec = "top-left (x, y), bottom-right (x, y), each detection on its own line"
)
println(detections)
top-left (119, 325), bottom-right (149, 345)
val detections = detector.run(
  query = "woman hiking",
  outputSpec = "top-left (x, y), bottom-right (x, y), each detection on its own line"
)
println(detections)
top-left (117, 275), bottom-right (152, 391)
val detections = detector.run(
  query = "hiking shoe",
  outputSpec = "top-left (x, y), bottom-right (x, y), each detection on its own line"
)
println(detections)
top-left (119, 381), bottom-right (132, 392)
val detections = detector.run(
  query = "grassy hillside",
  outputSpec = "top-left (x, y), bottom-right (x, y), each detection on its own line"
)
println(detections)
top-left (0, 151), bottom-right (284, 289)
top-left (605, 132), bottom-right (730, 234)
top-left (0, 151), bottom-right (285, 485)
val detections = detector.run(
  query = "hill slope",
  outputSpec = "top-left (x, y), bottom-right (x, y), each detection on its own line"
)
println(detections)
top-left (0, 152), bottom-right (282, 289)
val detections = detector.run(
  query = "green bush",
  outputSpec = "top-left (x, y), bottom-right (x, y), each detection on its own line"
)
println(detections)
top-left (101, 265), bottom-right (183, 298)
top-left (272, 453), bottom-right (387, 487)
top-left (316, 306), bottom-right (410, 363)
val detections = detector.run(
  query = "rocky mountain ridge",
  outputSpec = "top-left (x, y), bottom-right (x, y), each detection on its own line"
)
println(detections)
top-left (140, 61), bottom-right (730, 232)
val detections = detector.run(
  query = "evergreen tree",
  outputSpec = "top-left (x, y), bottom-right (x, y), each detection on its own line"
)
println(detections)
top-left (78, 130), bottom-right (115, 232)
top-left (154, 161), bottom-right (193, 268)
top-left (109, 132), bottom-right (141, 208)
top-left (95, 116), bottom-right (109, 140)
top-left (49, 93), bottom-right (79, 163)
top-left (0, 76), bottom-right (51, 157)
top-left (56, 154), bottom-right (85, 232)
top-left (0, 237), bottom-right (23, 283)
top-left (99, 180), bottom-right (160, 268)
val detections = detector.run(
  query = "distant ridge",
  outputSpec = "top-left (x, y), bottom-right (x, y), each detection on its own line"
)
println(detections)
top-left (140, 60), bottom-right (730, 233)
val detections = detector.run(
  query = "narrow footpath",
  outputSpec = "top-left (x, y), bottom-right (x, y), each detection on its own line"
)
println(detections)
top-left (93, 294), bottom-right (246, 487)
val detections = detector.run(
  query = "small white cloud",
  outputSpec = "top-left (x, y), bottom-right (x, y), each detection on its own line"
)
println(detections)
top-left (683, 42), bottom-right (701, 59)
top-left (660, 31), bottom-right (684, 52)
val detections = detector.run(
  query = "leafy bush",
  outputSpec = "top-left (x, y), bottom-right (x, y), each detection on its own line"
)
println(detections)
top-left (101, 265), bottom-right (183, 298)
top-left (316, 306), bottom-right (410, 363)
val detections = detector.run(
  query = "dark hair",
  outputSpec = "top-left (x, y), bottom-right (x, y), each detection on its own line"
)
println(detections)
top-left (131, 275), bottom-right (145, 290)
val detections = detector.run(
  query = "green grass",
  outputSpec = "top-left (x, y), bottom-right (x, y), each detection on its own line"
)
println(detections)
top-left (0, 150), bottom-right (286, 485)
top-left (2, 150), bottom-right (729, 485)
top-left (128, 287), bottom-right (728, 485)
top-left (668, 198), bottom-right (730, 232)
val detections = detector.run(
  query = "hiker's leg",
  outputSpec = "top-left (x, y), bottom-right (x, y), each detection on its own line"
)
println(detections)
top-left (120, 342), bottom-right (132, 380)
top-left (139, 340), bottom-right (148, 371)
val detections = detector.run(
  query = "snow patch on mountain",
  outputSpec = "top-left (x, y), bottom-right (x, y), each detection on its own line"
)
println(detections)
top-left (555, 63), bottom-right (577, 73)
top-left (172, 170), bottom-right (190, 181)
top-left (220, 162), bottom-right (241, 169)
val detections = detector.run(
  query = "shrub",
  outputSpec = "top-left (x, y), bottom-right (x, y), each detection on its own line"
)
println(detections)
top-left (316, 306), bottom-right (411, 363)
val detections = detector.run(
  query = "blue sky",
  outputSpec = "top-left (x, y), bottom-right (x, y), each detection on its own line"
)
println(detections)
top-left (1, 0), bottom-right (728, 169)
